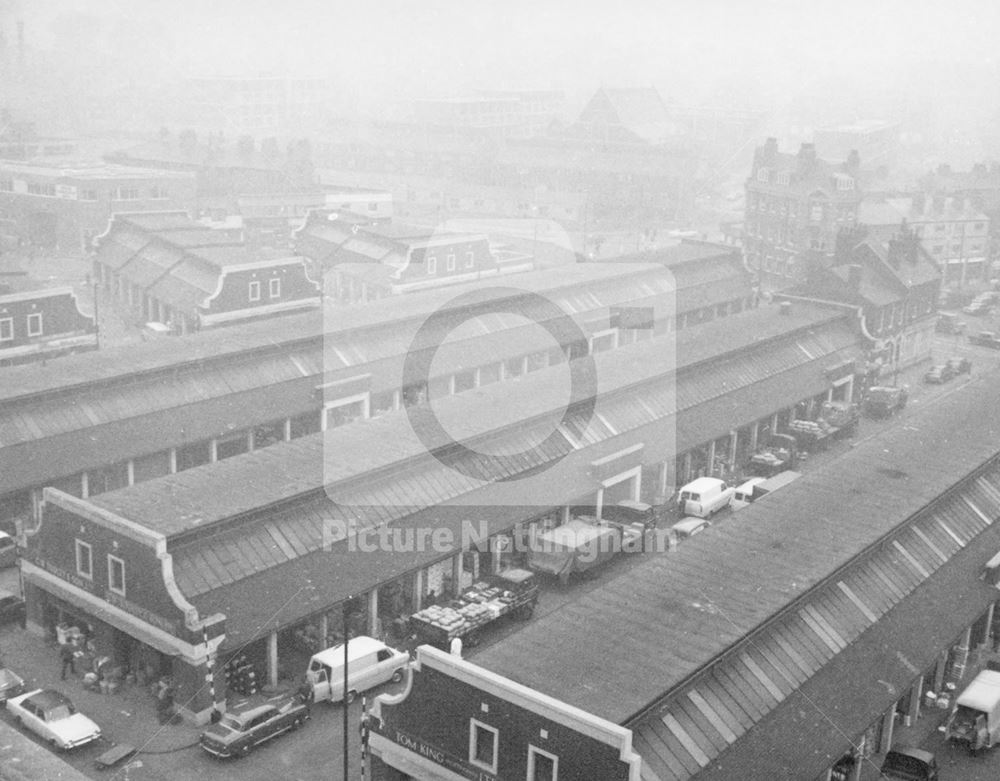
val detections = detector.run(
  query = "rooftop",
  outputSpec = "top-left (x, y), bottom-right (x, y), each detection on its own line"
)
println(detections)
top-left (0, 158), bottom-right (193, 181)
top-left (472, 371), bottom-right (1000, 725)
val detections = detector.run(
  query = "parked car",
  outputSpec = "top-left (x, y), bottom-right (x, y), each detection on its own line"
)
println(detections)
top-left (936, 311), bottom-right (967, 334)
top-left (969, 331), bottom-right (1000, 349)
top-left (200, 698), bottom-right (309, 758)
top-left (306, 636), bottom-right (410, 704)
top-left (923, 364), bottom-right (955, 384)
top-left (6, 689), bottom-right (101, 750)
top-left (671, 517), bottom-right (710, 538)
top-left (0, 589), bottom-right (25, 628)
top-left (946, 356), bottom-right (972, 375)
top-left (963, 300), bottom-right (993, 316)
top-left (0, 531), bottom-right (17, 568)
top-left (0, 667), bottom-right (26, 703)
top-left (862, 386), bottom-right (908, 419)
top-left (879, 746), bottom-right (938, 780)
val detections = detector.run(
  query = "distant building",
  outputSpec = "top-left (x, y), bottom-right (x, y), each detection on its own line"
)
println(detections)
top-left (294, 211), bottom-right (533, 302)
top-left (0, 159), bottom-right (196, 252)
top-left (369, 645), bottom-right (642, 780)
top-left (93, 212), bottom-right (320, 333)
top-left (170, 75), bottom-right (332, 137)
top-left (918, 162), bottom-right (1000, 272)
top-left (499, 87), bottom-right (699, 222)
top-left (859, 194), bottom-right (989, 286)
top-left (780, 225), bottom-right (941, 377)
top-left (814, 120), bottom-right (900, 169)
top-left (744, 138), bottom-right (866, 289)
top-left (0, 279), bottom-right (96, 366)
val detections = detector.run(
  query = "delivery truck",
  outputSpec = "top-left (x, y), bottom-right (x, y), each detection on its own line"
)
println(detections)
top-left (944, 669), bottom-right (1000, 752)
top-left (527, 519), bottom-right (638, 584)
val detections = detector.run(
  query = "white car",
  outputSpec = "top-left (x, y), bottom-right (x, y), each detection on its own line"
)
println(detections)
top-left (6, 689), bottom-right (101, 750)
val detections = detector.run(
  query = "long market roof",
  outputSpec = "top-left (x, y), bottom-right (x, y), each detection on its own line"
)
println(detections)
top-left (472, 372), bottom-right (1000, 773)
top-left (85, 303), bottom-right (850, 538)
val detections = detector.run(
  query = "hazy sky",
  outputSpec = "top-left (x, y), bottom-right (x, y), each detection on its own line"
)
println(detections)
top-left (4, 0), bottom-right (1000, 109)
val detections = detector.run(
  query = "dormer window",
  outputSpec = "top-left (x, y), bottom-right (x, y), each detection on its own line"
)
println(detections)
top-left (835, 175), bottom-right (854, 191)
top-left (757, 168), bottom-right (770, 183)
top-left (776, 171), bottom-right (790, 186)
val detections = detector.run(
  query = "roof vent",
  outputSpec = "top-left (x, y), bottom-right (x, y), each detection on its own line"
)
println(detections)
top-left (779, 300), bottom-right (791, 315)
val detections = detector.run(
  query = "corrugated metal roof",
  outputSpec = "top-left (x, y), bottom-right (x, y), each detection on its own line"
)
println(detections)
top-left (84, 309), bottom-right (855, 538)
top-left (473, 374), bottom-right (1000, 734)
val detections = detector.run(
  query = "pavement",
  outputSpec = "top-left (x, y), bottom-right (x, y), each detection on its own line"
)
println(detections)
top-left (0, 622), bottom-right (203, 756)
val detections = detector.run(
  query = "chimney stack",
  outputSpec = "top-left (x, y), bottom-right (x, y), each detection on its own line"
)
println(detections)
top-left (845, 149), bottom-right (860, 172)
top-left (910, 193), bottom-right (926, 216)
top-left (762, 137), bottom-right (778, 162)
top-left (779, 300), bottom-right (792, 316)
top-left (797, 143), bottom-right (818, 174)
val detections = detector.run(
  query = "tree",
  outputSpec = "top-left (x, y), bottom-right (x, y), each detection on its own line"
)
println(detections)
top-left (237, 135), bottom-right (255, 159)
top-left (178, 128), bottom-right (197, 154)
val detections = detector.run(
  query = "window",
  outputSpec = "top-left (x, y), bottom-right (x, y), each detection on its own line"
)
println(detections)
top-left (427, 255), bottom-right (437, 274)
top-left (469, 719), bottom-right (498, 773)
top-left (0, 179), bottom-right (12, 192)
top-left (76, 540), bottom-right (93, 579)
top-left (0, 318), bottom-right (12, 342)
top-left (835, 175), bottom-right (854, 191)
top-left (26, 312), bottom-right (42, 337)
top-left (112, 187), bottom-right (141, 201)
top-left (975, 222), bottom-right (985, 231)
top-left (367, 201), bottom-right (378, 212)
top-left (809, 203), bottom-right (823, 222)
top-left (80, 189), bottom-right (98, 201)
top-left (446, 253), bottom-right (456, 271)
top-left (756, 168), bottom-right (769, 183)
top-left (324, 398), bottom-right (366, 429)
top-left (528, 746), bottom-right (558, 781)
top-left (269, 278), bottom-right (281, 298)
top-left (27, 182), bottom-right (56, 197)
top-left (107, 555), bottom-right (125, 595)
top-left (776, 171), bottom-right (790, 186)
top-left (465, 250), bottom-right (475, 268)
top-left (149, 185), bottom-right (169, 200)
top-left (248, 280), bottom-right (261, 301)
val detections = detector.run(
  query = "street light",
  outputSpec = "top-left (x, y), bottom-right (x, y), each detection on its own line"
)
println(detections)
top-left (342, 596), bottom-right (361, 781)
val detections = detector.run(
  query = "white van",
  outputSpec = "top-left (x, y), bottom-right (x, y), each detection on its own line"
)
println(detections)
top-left (731, 478), bottom-right (766, 511)
top-left (305, 636), bottom-right (410, 703)
top-left (677, 477), bottom-right (735, 518)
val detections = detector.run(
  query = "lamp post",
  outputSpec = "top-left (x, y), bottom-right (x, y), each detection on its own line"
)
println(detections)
top-left (343, 597), bottom-right (351, 781)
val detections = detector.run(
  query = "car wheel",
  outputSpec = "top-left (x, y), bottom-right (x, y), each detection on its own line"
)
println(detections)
top-left (390, 669), bottom-right (405, 684)
top-left (291, 717), bottom-right (303, 730)
top-left (239, 743), bottom-right (253, 757)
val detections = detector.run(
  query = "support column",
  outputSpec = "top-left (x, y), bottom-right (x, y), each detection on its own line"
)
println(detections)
top-left (560, 505), bottom-right (571, 525)
top-left (879, 706), bottom-right (895, 753)
top-left (984, 603), bottom-right (996, 651)
top-left (367, 589), bottom-right (379, 638)
top-left (933, 651), bottom-right (948, 692)
top-left (451, 554), bottom-right (463, 597)
top-left (412, 570), bottom-right (424, 612)
top-left (682, 452), bottom-right (692, 483)
top-left (267, 630), bottom-right (278, 689)
top-left (771, 413), bottom-right (779, 432)
top-left (908, 675), bottom-right (923, 724)
top-left (169, 448), bottom-right (177, 474)
top-left (210, 439), bottom-right (218, 463)
top-left (850, 737), bottom-right (864, 781)
top-left (728, 430), bottom-right (738, 469)
top-left (126, 460), bottom-right (135, 486)
top-left (595, 487), bottom-right (605, 520)
top-left (318, 613), bottom-right (329, 649)
top-left (247, 430), bottom-right (255, 452)
top-left (706, 440), bottom-right (716, 476)
top-left (657, 461), bottom-right (669, 504)
top-left (749, 421), bottom-right (759, 452)
top-left (952, 627), bottom-right (973, 680)
top-left (283, 419), bottom-right (292, 442)
top-left (491, 542), bottom-right (501, 574)
top-left (81, 472), bottom-right (89, 499)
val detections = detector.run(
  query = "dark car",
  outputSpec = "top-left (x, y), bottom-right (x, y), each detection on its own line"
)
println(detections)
top-left (0, 590), bottom-right (26, 628)
top-left (969, 331), bottom-right (1000, 349)
top-left (923, 364), bottom-right (955, 384)
top-left (946, 356), bottom-right (972, 375)
top-left (199, 698), bottom-right (309, 758)
top-left (880, 746), bottom-right (938, 780)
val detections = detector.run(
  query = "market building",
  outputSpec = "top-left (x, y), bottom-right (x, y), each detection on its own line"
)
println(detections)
top-left (0, 158), bottom-right (196, 252)
top-left (18, 295), bottom-right (862, 722)
top-left (0, 260), bottom-right (728, 533)
top-left (0, 279), bottom-right (97, 367)
top-left (471, 374), bottom-right (1000, 780)
top-left (294, 210), bottom-right (535, 301)
top-left (369, 645), bottom-right (642, 780)
top-left (91, 211), bottom-right (322, 332)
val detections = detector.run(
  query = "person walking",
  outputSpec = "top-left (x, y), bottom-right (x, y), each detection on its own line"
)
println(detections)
top-left (59, 641), bottom-right (76, 680)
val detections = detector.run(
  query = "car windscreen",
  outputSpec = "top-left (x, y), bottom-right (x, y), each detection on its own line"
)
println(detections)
top-left (45, 704), bottom-right (75, 720)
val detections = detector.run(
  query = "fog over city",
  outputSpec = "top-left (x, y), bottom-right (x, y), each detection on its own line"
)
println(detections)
top-left (5, 2), bottom-right (1000, 781)
top-left (4, 0), bottom-right (1000, 161)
